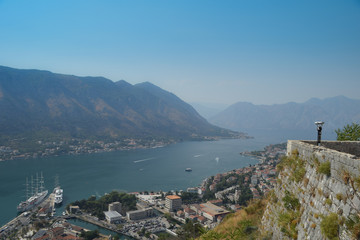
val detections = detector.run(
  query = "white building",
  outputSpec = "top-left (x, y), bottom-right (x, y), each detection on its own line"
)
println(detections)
top-left (126, 207), bottom-right (154, 221)
top-left (104, 211), bottom-right (122, 224)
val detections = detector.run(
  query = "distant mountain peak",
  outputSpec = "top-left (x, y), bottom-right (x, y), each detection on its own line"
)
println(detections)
top-left (210, 96), bottom-right (360, 140)
top-left (135, 81), bottom-right (164, 91)
top-left (136, 81), bottom-right (156, 86)
top-left (115, 79), bottom-right (133, 87)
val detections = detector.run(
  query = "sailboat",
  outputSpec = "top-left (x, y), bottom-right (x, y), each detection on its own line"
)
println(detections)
top-left (17, 172), bottom-right (48, 212)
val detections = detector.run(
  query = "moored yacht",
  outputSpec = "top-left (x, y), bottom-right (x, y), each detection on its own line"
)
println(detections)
top-left (53, 175), bottom-right (63, 206)
top-left (54, 186), bottom-right (63, 206)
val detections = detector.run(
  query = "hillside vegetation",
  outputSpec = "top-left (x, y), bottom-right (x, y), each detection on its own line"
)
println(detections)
top-left (198, 199), bottom-right (269, 240)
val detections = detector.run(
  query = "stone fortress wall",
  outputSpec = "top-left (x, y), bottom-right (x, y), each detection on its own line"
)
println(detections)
top-left (289, 140), bottom-right (360, 187)
top-left (262, 140), bottom-right (360, 239)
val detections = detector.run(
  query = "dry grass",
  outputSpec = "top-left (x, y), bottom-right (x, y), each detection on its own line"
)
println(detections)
top-left (198, 199), bottom-right (268, 239)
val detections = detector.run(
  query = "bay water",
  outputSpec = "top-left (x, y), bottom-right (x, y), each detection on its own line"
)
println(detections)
top-left (0, 138), bottom-right (278, 226)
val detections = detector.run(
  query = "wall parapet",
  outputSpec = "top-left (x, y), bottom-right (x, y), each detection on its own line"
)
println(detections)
top-left (302, 140), bottom-right (360, 157)
top-left (287, 140), bottom-right (360, 184)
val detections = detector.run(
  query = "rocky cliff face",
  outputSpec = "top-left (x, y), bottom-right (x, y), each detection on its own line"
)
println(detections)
top-left (261, 140), bottom-right (360, 240)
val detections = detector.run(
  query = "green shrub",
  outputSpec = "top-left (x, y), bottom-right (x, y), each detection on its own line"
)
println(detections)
top-left (354, 176), bottom-right (360, 191)
top-left (294, 166), bottom-right (306, 183)
top-left (268, 190), bottom-right (278, 204)
top-left (278, 210), bottom-right (300, 239)
top-left (282, 190), bottom-right (300, 211)
top-left (325, 198), bottom-right (332, 205)
top-left (345, 214), bottom-right (360, 239)
top-left (277, 153), bottom-right (306, 183)
top-left (335, 193), bottom-right (343, 201)
top-left (320, 213), bottom-right (339, 240)
top-left (318, 161), bottom-right (331, 177)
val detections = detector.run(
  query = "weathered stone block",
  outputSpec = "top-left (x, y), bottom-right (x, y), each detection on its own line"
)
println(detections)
top-left (343, 204), bottom-right (351, 216)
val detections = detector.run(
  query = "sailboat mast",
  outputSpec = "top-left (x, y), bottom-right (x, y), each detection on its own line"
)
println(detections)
top-left (31, 175), bottom-right (34, 196)
top-left (25, 177), bottom-right (29, 199)
top-left (39, 172), bottom-right (44, 192)
top-left (54, 174), bottom-right (59, 188)
top-left (35, 173), bottom-right (39, 194)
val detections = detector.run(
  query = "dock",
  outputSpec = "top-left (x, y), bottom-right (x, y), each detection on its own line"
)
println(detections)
top-left (48, 192), bottom-right (55, 215)
top-left (0, 193), bottom-right (53, 237)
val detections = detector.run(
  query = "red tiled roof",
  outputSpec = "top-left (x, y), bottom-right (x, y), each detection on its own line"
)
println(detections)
top-left (166, 195), bottom-right (181, 200)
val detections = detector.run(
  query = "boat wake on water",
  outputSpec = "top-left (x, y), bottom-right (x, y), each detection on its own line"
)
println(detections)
top-left (133, 157), bottom-right (155, 163)
top-left (193, 154), bottom-right (202, 158)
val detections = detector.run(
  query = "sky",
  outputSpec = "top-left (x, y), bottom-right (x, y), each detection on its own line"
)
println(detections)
top-left (0, 0), bottom-right (359, 106)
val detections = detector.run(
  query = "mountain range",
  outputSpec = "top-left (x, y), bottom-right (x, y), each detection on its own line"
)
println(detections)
top-left (209, 96), bottom-right (360, 140)
top-left (0, 66), bottom-right (241, 146)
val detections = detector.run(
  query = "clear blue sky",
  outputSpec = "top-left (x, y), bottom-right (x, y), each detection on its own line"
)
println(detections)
top-left (0, 0), bottom-right (359, 105)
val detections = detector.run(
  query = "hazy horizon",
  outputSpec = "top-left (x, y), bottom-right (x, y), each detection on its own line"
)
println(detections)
top-left (1, 0), bottom-right (359, 105)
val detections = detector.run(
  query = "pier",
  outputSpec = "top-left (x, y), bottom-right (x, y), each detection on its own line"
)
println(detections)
top-left (0, 192), bottom-right (52, 238)
top-left (48, 192), bottom-right (55, 215)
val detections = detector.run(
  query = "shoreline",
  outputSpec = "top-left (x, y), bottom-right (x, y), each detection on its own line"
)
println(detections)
top-left (0, 135), bottom-right (251, 162)
top-left (1, 140), bottom-right (285, 239)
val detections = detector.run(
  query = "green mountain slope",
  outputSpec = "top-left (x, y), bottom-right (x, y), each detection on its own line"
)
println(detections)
top-left (0, 66), bottom-right (242, 146)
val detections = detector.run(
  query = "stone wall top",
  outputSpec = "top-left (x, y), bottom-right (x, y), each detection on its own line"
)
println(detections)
top-left (287, 140), bottom-right (360, 185)
top-left (302, 140), bottom-right (360, 158)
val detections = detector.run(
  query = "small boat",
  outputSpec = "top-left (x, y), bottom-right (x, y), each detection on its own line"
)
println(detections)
top-left (185, 168), bottom-right (192, 172)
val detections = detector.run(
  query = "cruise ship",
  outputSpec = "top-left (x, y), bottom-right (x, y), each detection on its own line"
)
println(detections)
top-left (54, 186), bottom-right (63, 206)
top-left (17, 173), bottom-right (48, 213)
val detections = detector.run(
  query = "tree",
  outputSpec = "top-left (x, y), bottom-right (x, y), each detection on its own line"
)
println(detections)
top-left (177, 219), bottom-right (207, 240)
top-left (80, 230), bottom-right (99, 240)
top-left (335, 123), bottom-right (360, 141)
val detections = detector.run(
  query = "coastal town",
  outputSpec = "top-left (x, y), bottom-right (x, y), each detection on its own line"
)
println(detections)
top-left (0, 134), bottom-right (246, 161)
top-left (0, 138), bottom-right (173, 161)
top-left (0, 143), bottom-right (286, 240)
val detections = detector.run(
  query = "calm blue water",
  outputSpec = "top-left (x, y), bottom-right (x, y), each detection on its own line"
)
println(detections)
top-left (0, 138), bottom-right (274, 226)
